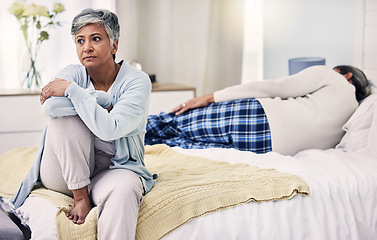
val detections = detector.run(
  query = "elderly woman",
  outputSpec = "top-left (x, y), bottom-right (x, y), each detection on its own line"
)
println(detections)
top-left (146, 65), bottom-right (372, 155)
top-left (10, 8), bottom-right (154, 239)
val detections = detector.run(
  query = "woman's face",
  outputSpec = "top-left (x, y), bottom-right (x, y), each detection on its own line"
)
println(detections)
top-left (74, 23), bottom-right (118, 69)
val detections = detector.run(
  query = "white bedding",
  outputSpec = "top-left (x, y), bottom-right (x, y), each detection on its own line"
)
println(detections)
top-left (7, 93), bottom-right (377, 239)
top-left (16, 146), bottom-right (377, 240)
top-left (164, 147), bottom-right (377, 240)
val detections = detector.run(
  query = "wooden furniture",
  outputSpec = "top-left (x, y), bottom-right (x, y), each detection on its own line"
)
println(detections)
top-left (150, 82), bottom-right (196, 115)
top-left (0, 90), bottom-right (48, 155)
top-left (0, 83), bottom-right (196, 154)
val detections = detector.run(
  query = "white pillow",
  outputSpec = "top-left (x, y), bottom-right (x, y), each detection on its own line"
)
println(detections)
top-left (14, 196), bottom-right (58, 240)
top-left (336, 93), bottom-right (377, 157)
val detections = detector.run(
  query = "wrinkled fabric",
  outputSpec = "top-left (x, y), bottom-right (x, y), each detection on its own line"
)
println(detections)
top-left (145, 99), bottom-right (272, 153)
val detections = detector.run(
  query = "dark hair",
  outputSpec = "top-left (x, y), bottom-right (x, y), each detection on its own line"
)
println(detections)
top-left (333, 65), bottom-right (372, 102)
top-left (71, 9), bottom-right (120, 60)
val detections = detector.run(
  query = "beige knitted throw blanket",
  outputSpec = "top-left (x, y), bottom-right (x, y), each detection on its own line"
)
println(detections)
top-left (0, 144), bottom-right (309, 240)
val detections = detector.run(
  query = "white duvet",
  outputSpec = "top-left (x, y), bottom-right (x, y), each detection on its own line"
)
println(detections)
top-left (12, 94), bottom-right (377, 239)
top-left (164, 147), bottom-right (377, 240)
top-left (18, 146), bottom-right (377, 240)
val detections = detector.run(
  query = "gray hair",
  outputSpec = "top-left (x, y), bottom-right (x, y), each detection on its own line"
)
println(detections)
top-left (71, 8), bottom-right (120, 46)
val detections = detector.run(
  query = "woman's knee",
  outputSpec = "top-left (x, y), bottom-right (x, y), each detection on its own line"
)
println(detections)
top-left (47, 115), bottom-right (92, 143)
top-left (108, 171), bottom-right (142, 198)
top-left (48, 115), bottom-right (87, 132)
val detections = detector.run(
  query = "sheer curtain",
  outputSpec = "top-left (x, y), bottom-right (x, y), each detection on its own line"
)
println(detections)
top-left (242, 0), bottom-right (263, 83)
top-left (117, 0), bottom-right (248, 96)
top-left (0, 0), bottom-right (22, 89)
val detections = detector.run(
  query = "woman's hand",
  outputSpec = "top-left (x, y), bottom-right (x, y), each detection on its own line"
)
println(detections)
top-left (170, 93), bottom-right (215, 115)
top-left (40, 78), bottom-right (72, 104)
top-left (107, 104), bottom-right (113, 112)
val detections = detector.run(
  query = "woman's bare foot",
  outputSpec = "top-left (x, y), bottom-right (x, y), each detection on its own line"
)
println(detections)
top-left (66, 186), bottom-right (92, 224)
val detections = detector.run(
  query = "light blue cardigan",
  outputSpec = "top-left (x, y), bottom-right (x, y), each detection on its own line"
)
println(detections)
top-left (11, 61), bottom-right (155, 208)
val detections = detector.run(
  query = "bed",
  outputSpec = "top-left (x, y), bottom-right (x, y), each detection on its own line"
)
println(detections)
top-left (1, 92), bottom-right (377, 239)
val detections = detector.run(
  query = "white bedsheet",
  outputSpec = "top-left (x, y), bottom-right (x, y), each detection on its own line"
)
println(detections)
top-left (16, 146), bottom-right (377, 240)
top-left (162, 147), bottom-right (377, 240)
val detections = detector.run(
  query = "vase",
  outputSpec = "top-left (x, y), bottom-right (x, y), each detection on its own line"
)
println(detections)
top-left (19, 48), bottom-right (45, 91)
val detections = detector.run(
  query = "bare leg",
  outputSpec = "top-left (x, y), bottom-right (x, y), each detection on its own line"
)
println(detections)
top-left (65, 186), bottom-right (92, 225)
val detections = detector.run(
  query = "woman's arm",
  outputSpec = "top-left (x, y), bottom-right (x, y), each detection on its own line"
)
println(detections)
top-left (65, 76), bottom-right (151, 141)
top-left (171, 66), bottom-right (336, 115)
top-left (41, 64), bottom-right (150, 140)
top-left (214, 65), bottom-right (335, 102)
top-left (170, 94), bottom-right (214, 115)
top-left (42, 97), bottom-right (77, 118)
top-left (41, 79), bottom-right (112, 118)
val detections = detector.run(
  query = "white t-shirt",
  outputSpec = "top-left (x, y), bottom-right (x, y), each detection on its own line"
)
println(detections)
top-left (88, 82), bottom-right (116, 155)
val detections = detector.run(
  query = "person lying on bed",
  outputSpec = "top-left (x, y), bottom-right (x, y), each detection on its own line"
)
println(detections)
top-left (10, 8), bottom-right (155, 239)
top-left (145, 65), bottom-right (371, 155)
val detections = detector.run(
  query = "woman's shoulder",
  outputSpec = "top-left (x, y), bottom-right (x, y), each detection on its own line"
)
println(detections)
top-left (113, 62), bottom-right (152, 104)
top-left (53, 64), bottom-right (87, 83)
top-left (298, 65), bottom-right (336, 77)
top-left (60, 64), bottom-right (86, 74)
top-left (299, 65), bottom-right (348, 86)
top-left (116, 61), bottom-right (151, 88)
top-left (119, 61), bottom-right (149, 79)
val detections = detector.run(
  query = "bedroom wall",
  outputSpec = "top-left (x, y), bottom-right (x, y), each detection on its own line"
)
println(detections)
top-left (117, 0), bottom-right (358, 85)
top-left (263, 0), bottom-right (356, 80)
top-left (355, 0), bottom-right (377, 86)
top-left (0, 1), bottom-right (364, 90)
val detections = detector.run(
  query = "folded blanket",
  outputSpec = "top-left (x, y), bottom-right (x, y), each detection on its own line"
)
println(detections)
top-left (0, 147), bottom-right (37, 199)
top-left (0, 144), bottom-right (309, 240)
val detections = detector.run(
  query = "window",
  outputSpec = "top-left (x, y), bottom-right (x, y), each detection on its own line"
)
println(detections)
top-left (241, 0), bottom-right (263, 83)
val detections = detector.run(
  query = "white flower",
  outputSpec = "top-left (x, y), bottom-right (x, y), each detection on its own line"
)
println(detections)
top-left (22, 3), bottom-right (50, 18)
top-left (53, 3), bottom-right (65, 14)
top-left (8, 2), bottom-right (25, 17)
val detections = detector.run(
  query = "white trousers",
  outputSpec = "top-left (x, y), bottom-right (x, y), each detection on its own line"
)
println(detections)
top-left (40, 116), bottom-right (143, 240)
